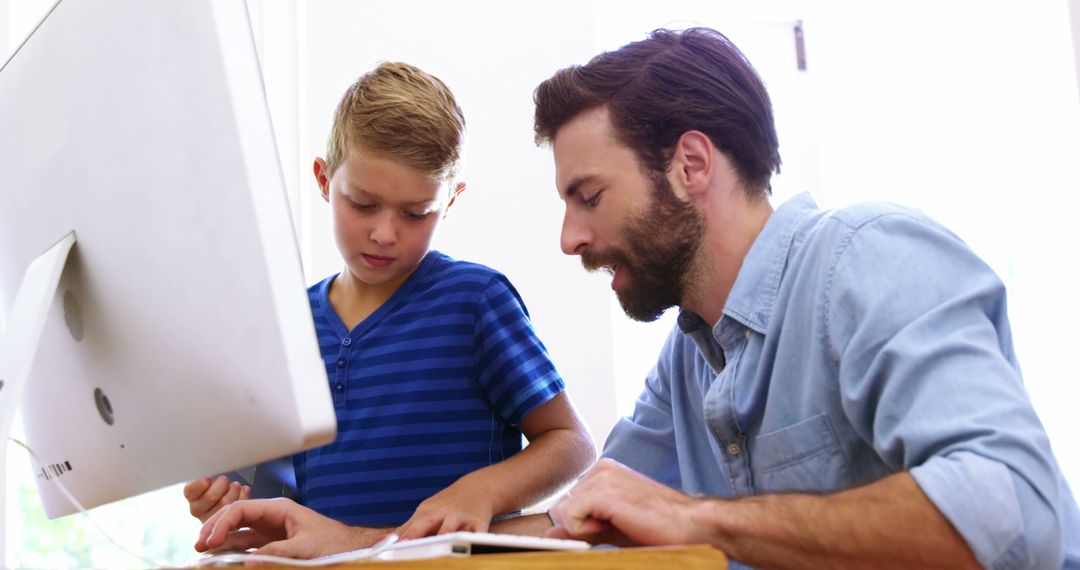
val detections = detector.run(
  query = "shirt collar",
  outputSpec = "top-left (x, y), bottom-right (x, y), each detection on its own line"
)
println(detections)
top-left (678, 192), bottom-right (821, 339)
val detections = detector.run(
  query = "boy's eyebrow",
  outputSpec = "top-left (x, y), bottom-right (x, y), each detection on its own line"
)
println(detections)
top-left (346, 185), bottom-right (438, 206)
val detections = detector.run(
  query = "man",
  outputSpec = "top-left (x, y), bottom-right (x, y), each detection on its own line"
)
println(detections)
top-left (196, 28), bottom-right (1080, 569)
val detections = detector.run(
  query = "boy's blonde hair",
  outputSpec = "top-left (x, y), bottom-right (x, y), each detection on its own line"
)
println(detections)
top-left (325, 62), bottom-right (465, 183)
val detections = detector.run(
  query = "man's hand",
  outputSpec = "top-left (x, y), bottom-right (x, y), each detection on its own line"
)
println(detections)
top-left (195, 498), bottom-right (388, 559)
top-left (545, 458), bottom-right (706, 546)
top-left (184, 476), bottom-right (251, 523)
top-left (394, 475), bottom-right (496, 540)
top-left (548, 461), bottom-right (982, 569)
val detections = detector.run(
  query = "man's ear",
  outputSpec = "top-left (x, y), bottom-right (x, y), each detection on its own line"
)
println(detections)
top-left (669, 131), bottom-right (713, 202)
top-left (313, 157), bottom-right (331, 203)
top-left (444, 182), bottom-right (466, 217)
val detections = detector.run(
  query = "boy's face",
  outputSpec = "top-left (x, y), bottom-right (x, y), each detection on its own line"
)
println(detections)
top-left (315, 149), bottom-right (458, 289)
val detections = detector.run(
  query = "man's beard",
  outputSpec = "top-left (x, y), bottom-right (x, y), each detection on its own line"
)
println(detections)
top-left (581, 173), bottom-right (705, 322)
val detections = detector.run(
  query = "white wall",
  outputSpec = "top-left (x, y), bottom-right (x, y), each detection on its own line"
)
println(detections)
top-left (5, 0), bottom-right (1079, 521)
top-left (806, 0), bottom-right (1080, 486)
top-left (1071, 0), bottom-right (1080, 103)
top-left (250, 0), bottom-right (1080, 487)
top-left (282, 1), bottom-right (621, 447)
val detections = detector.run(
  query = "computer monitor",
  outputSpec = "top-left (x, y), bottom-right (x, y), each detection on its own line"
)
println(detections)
top-left (0, 0), bottom-right (337, 559)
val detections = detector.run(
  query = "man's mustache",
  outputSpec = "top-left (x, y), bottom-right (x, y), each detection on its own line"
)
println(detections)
top-left (581, 250), bottom-right (630, 274)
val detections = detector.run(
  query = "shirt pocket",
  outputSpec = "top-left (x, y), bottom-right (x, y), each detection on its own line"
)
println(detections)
top-left (753, 413), bottom-right (852, 494)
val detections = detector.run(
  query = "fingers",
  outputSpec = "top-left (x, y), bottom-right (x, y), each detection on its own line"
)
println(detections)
top-left (203, 528), bottom-right (275, 553)
top-left (549, 502), bottom-right (609, 540)
top-left (545, 525), bottom-right (572, 540)
top-left (398, 511), bottom-right (487, 540)
top-left (213, 482), bottom-right (249, 514)
top-left (547, 458), bottom-right (692, 547)
top-left (255, 538), bottom-right (305, 559)
top-left (396, 514), bottom-right (441, 541)
top-left (436, 513), bottom-right (470, 535)
top-left (183, 477), bottom-right (212, 502)
top-left (188, 475), bottom-right (231, 519)
top-left (196, 500), bottom-right (282, 552)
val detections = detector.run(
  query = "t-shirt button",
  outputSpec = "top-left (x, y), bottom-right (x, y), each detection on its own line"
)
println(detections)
top-left (335, 383), bottom-right (345, 393)
top-left (342, 338), bottom-right (352, 347)
top-left (336, 358), bottom-right (346, 368)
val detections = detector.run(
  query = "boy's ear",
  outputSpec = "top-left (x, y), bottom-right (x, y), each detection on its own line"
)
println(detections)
top-left (313, 157), bottom-right (331, 202)
top-left (444, 182), bottom-right (466, 215)
top-left (669, 131), bottom-right (713, 203)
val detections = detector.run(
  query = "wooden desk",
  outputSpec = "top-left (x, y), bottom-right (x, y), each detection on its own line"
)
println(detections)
top-left (244, 545), bottom-right (727, 569)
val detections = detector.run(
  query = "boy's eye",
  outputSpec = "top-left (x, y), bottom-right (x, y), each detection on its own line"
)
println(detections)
top-left (352, 202), bottom-right (375, 211)
top-left (405, 211), bottom-right (431, 221)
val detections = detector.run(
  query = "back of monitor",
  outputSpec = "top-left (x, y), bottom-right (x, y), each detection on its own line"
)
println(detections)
top-left (0, 0), bottom-right (336, 518)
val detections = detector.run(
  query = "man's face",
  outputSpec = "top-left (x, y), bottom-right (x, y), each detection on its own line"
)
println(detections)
top-left (553, 108), bottom-right (704, 322)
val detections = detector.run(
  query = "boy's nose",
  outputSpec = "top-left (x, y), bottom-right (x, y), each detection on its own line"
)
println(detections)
top-left (370, 214), bottom-right (397, 246)
top-left (560, 208), bottom-right (591, 256)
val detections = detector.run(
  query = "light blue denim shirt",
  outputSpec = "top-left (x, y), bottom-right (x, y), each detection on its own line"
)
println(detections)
top-left (603, 193), bottom-right (1079, 569)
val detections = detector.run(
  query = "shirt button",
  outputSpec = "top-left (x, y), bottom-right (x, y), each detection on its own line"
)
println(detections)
top-left (744, 329), bottom-right (753, 340)
top-left (726, 442), bottom-right (742, 456)
top-left (342, 338), bottom-right (352, 347)
top-left (334, 383), bottom-right (344, 393)
top-left (336, 358), bottom-right (346, 368)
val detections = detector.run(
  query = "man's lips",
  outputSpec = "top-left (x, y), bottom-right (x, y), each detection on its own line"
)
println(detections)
top-left (610, 263), bottom-right (625, 291)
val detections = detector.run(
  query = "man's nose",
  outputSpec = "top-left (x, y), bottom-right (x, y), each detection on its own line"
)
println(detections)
top-left (560, 208), bottom-right (591, 256)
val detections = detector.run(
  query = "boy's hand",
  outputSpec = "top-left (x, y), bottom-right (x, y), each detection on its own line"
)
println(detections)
top-left (394, 477), bottom-right (495, 540)
top-left (196, 498), bottom-right (388, 559)
top-left (184, 475), bottom-right (251, 523)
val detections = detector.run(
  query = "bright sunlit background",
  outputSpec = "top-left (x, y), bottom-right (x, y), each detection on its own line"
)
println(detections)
top-left (3, 0), bottom-right (1079, 567)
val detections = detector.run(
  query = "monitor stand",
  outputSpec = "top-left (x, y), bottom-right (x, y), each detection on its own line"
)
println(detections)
top-left (0, 232), bottom-right (76, 564)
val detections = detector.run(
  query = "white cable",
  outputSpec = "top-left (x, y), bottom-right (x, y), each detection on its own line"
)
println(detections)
top-left (7, 436), bottom-right (171, 569)
top-left (195, 533), bottom-right (400, 567)
top-left (9, 436), bottom-right (401, 567)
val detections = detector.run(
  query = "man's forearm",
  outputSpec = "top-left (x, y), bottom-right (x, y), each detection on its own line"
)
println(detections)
top-left (696, 472), bottom-right (979, 570)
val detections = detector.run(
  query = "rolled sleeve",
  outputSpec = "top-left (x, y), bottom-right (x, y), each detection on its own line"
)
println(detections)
top-left (826, 211), bottom-right (1065, 568)
top-left (912, 453), bottom-right (1061, 569)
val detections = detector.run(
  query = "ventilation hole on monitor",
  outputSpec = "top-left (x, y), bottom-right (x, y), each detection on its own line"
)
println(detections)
top-left (63, 290), bottom-right (84, 341)
top-left (36, 460), bottom-right (73, 481)
top-left (94, 387), bottom-right (114, 425)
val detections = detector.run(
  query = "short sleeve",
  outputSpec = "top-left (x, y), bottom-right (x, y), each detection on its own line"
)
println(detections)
top-left (473, 274), bottom-right (564, 425)
top-left (602, 328), bottom-right (683, 489)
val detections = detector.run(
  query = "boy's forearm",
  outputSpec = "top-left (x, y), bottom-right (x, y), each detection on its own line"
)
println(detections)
top-left (489, 512), bottom-right (552, 536)
top-left (467, 427), bottom-right (595, 516)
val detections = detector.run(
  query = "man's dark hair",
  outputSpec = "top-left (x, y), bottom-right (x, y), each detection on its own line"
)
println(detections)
top-left (534, 27), bottom-right (781, 195)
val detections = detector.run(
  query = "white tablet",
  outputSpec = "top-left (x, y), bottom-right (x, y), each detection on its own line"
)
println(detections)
top-left (377, 531), bottom-right (591, 560)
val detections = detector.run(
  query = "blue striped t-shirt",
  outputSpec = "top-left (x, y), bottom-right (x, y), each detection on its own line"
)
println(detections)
top-left (294, 251), bottom-right (565, 526)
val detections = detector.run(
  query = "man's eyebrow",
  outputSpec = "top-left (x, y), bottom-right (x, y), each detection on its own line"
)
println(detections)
top-left (563, 175), bottom-right (597, 200)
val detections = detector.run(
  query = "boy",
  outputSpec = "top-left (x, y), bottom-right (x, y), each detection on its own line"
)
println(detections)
top-left (184, 62), bottom-right (595, 543)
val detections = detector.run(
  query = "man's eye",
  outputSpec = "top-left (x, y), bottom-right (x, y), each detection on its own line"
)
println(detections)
top-left (584, 192), bottom-right (602, 207)
top-left (405, 211), bottom-right (431, 221)
top-left (352, 202), bottom-right (375, 211)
